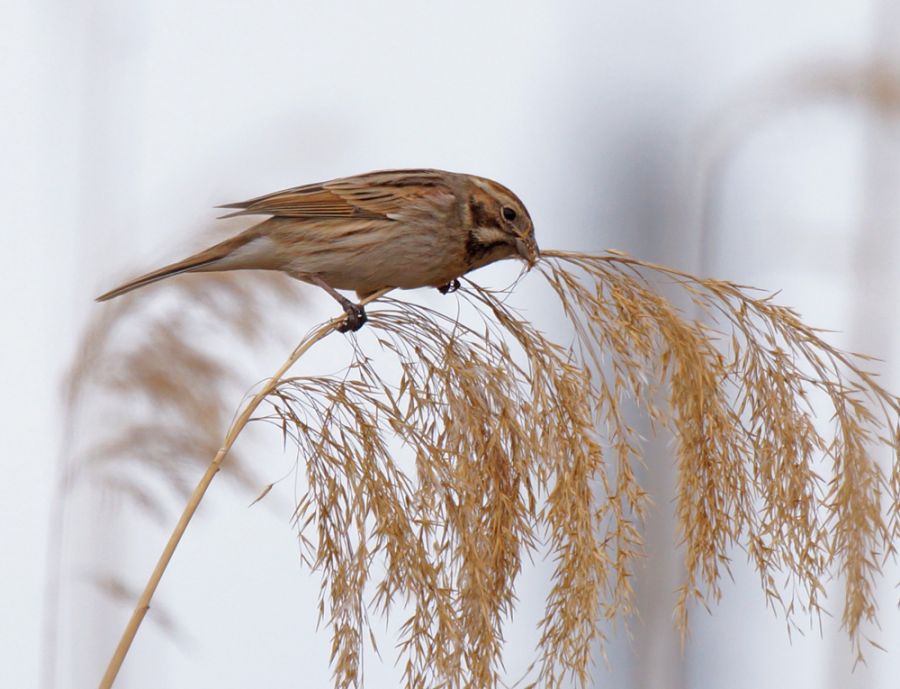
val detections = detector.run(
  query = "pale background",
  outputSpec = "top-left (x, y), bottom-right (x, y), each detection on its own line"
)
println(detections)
top-left (3, 1), bottom-right (900, 688)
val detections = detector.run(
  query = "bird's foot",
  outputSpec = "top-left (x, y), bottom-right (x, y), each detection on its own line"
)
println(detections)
top-left (437, 279), bottom-right (461, 295)
top-left (337, 302), bottom-right (368, 333)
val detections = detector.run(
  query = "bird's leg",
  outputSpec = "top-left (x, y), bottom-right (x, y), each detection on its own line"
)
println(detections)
top-left (437, 278), bottom-right (461, 295)
top-left (306, 274), bottom-right (367, 332)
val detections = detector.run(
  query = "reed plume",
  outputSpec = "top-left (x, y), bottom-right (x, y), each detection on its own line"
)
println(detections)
top-left (63, 250), bottom-right (900, 688)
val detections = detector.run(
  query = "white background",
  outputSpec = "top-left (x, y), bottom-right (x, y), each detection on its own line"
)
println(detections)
top-left (3, 1), bottom-right (900, 688)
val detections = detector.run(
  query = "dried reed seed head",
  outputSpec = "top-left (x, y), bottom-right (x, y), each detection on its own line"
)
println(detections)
top-left (66, 270), bottom-right (300, 511)
top-left (269, 252), bottom-right (900, 688)
top-left (71, 249), bottom-right (900, 688)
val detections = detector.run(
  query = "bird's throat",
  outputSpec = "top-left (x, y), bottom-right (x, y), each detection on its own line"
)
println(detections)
top-left (465, 230), bottom-right (515, 269)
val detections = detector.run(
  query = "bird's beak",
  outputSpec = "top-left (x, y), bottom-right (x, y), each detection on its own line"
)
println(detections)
top-left (514, 237), bottom-right (539, 268)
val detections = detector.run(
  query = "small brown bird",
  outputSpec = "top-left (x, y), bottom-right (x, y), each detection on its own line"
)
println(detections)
top-left (96, 169), bottom-right (539, 331)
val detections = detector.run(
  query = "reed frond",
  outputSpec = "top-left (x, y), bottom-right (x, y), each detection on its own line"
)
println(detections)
top-left (256, 250), bottom-right (900, 687)
top-left (64, 271), bottom-right (299, 509)
top-left (76, 250), bottom-right (900, 688)
top-left (543, 251), bottom-right (899, 661)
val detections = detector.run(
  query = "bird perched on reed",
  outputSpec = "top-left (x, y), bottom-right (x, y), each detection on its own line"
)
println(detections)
top-left (96, 169), bottom-right (539, 331)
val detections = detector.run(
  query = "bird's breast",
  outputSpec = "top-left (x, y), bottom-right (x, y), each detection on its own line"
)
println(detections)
top-left (268, 217), bottom-right (469, 295)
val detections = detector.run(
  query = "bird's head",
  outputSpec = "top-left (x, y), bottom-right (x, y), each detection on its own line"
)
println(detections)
top-left (464, 175), bottom-right (539, 269)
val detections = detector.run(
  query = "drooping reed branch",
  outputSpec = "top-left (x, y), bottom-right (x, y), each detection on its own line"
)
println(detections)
top-left (539, 250), bottom-right (900, 658)
top-left (91, 250), bottom-right (900, 689)
top-left (263, 252), bottom-right (900, 688)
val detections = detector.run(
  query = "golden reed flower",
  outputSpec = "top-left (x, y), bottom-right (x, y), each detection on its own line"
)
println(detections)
top-left (96, 169), bottom-right (539, 331)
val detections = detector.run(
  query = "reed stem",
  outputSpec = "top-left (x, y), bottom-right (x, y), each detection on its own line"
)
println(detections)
top-left (98, 291), bottom-right (390, 689)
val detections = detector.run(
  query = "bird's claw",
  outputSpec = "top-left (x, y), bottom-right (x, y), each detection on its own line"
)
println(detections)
top-left (437, 279), bottom-right (461, 295)
top-left (337, 303), bottom-right (368, 333)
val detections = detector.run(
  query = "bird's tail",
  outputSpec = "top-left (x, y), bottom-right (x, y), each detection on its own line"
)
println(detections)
top-left (95, 232), bottom-right (262, 302)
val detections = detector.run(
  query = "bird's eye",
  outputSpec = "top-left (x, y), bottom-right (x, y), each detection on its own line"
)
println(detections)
top-left (502, 206), bottom-right (517, 221)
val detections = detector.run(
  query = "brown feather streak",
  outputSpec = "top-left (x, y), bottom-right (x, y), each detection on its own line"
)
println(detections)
top-left (465, 232), bottom-right (508, 263)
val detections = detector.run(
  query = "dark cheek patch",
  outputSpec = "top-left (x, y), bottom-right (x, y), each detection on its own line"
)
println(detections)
top-left (469, 199), bottom-right (500, 231)
top-left (466, 197), bottom-right (514, 264)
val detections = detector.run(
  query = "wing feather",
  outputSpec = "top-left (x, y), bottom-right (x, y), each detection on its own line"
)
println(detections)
top-left (217, 169), bottom-right (457, 221)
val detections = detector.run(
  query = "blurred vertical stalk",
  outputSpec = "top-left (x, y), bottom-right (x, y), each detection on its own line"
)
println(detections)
top-left (831, 3), bottom-right (900, 687)
top-left (42, 4), bottom-right (149, 688)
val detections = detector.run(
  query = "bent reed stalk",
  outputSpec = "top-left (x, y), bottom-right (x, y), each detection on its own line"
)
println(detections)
top-left (97, 288), bottom-right (391, 689)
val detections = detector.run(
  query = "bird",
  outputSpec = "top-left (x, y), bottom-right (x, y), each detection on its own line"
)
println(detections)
top-left (96, 168), bottom-right (539, 331)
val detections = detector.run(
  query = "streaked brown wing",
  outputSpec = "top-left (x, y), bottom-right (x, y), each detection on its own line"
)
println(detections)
top-left (217, 169), bottom-right (456, 220)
